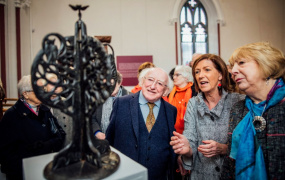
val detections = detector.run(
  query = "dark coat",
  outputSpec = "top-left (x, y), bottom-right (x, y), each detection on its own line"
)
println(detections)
top-left (222, 99), bottom-right (285, 180)
top-left (0, 99), bottom-right (65, 179)
top-left (191, 80), bottom-right (198, 97)
top-left (106, 92), bottom-right (177, 179)
top-left (92, 86), bottom-right (130, 133)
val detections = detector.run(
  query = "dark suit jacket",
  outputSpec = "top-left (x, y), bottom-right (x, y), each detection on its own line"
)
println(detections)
top-left (106, 92), bottom-right (177, 179)
top-left (92, 86), bottom-right (130, 133)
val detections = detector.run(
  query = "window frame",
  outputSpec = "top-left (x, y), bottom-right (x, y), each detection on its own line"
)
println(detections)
top-left (180, 0), bottom-right (209, 65)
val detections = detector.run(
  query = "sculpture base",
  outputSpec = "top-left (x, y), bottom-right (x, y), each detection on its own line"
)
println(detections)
top-left (44, 151), bottom-right (120, 180)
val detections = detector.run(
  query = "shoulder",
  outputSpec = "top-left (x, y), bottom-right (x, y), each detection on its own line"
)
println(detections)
top-left (40, 104), bottom-right (51, 112)
top-left (231, 98), bottom-right (246, 111)
top-left (121, 86), bottom-right (131, 95)
top-left (277, 98), bottom-right (285, 107)
top-left (224, 93), bottom-right (246, 110)
top-left (4, 100), bottom-right (24, 117)
top-left (232, 98), bottom-right (245, 107)
top-left (190, 95), bottom-right (199, 103)
top-left (267, 97), bottom-right (285, 113)
top-left (162, 98), bottom-right (176, 111)
top-left (113, 93), bottom-right (137, 109)
top-left (117, 92), bottom-right (137, 102)
top-left (1, 105), bottom-right (18, 120)
top-left (227, 92), bottom-right (245, 101)
top-left (188, 93), bottom-right (201, 106)
top-left (0, 101), bottom-right (23, 125)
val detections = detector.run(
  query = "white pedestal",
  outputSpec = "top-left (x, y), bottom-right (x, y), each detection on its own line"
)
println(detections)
top-left (23, 147), bottom-right (147, 180)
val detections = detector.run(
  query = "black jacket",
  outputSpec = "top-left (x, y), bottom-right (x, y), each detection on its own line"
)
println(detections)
top-left (0, 99), bottom-right (65, 178)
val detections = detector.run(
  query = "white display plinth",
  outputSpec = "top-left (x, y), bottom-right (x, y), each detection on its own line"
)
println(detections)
top-left (23, 147), bottom-right (147, 180)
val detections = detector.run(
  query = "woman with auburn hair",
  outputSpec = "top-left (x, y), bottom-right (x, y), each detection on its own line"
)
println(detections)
top-left (170, 54), bottom-right (244, 179)
top-left (222, 42), bottom-right (285, 180)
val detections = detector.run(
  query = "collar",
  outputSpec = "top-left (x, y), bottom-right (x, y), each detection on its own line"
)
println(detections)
top-left (196, 88), bottom-right (228, 118)
top-left (139, 90), bottom-right (161, 108)
top-left (175, 82), bottom-right (193, 92)
top-left (14, 99), bottom-right (49, 117)
top-left (21, 98), bottom-right (40, 115)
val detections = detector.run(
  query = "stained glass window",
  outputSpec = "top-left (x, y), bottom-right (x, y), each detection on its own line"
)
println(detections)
top-left (180, 0), bottom-right (208, 65)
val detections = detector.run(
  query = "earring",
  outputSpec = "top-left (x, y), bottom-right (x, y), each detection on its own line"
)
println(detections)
top-left (218, 83), bottom-right (222, 91)
top-left (266, 77), bottom-right (270, 85)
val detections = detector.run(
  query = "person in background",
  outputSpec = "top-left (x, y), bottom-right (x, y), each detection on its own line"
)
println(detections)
top-left (226, 64), bottom-right (241, 94)
top-left (92, 71), bottom-right (131, 139)
top-left (43, 73), bottom-right (72, 145)
top-left (222, 42), bottom-right (285, 180)
top-left (0, 75), bottom-right (65, 180)
top-left (131, 62), bottom-right (155, 93)
top-left (170, 54), bottom-right (244, 179)
top-left (106, 67), bottom-right (177, 180)
top-left (189, 53), bottom-right (202, 97)
top-left (168, 65), bottom-right (193, 134)
top-left (169, 68), bottom-right (175, 82)
top-left (0, 78), bottom-right (5, 100)
top-left (167, 68), bottom-right (175, 94)
top-left (0, 79), bottom-right (4, 120)
top-left (189, 53), bottom-right (202, 68)
top-left (226, 64), bottom-right (232, 74)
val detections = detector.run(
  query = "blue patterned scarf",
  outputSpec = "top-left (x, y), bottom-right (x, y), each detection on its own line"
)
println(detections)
top-left (230, 78), bottom-right (285, 180)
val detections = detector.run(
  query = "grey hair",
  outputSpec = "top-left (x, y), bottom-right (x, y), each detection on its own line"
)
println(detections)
top-left (175, 65), bottom-right (193, 82)
top-left (140, 67), bottom-right (170, 88)
top-left (18, 75), bottom-right (33, 96)
top-left (138, 68), bottom-right (152, 86)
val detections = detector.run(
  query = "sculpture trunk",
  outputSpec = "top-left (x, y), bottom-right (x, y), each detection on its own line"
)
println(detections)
top-left (31, 5), bottom-right (119, 179)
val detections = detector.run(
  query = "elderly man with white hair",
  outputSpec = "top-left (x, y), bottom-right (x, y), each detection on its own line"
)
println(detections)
top-left (106, 67), bottom-right (177, 180)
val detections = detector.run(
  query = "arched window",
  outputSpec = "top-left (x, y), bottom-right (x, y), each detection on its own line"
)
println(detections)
top-left (180, 0), bottom-right (208, 65)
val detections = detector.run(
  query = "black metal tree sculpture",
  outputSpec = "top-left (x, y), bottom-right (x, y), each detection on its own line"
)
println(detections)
top-left (31, 5), bottom-right (119, 179)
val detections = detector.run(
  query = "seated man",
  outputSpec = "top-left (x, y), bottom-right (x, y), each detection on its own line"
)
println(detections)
top-left (0, 75), bottom-right (65, 180)
top-left (106, 67), bottom-right (177, 180)
top-left (92, 71), bottom-right (130, 139)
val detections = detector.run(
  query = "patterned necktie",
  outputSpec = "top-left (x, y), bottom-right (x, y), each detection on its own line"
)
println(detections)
top-left (146, 103), bottom-right (156, 132)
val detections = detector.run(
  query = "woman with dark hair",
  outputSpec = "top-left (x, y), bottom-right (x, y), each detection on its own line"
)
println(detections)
top-left (170, 54), bottom-right (244, 179)
top-left (222, 42), bottom-right (285, 180)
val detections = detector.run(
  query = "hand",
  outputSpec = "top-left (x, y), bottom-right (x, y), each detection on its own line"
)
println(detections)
top-left (197, 140), bottom-right (227, 157)
top-left (177, 155), bottom-right (190, 176)
top-left (170, 131), bottom-right (192, 156)
top-left (95, 132), bottom-right (106, 139)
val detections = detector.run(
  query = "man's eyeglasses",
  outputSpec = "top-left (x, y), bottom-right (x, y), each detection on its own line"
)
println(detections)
top-left (144, 77), bottom-right (167, 89)
top-left (26, 90), bottom-right (34, 92)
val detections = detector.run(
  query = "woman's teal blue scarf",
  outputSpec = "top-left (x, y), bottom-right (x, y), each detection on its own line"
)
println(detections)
top-left (230, 78), bottom-right (285, 180)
